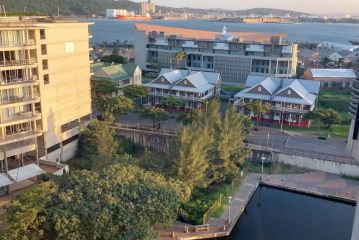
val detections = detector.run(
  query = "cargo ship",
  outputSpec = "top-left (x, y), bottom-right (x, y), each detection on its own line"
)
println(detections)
top-left (117, 15), bottom-right (152, 21)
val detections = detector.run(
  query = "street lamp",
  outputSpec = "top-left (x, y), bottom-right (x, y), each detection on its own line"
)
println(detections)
top-left (228, 196), bottom-right (233, 224)
top-left (261, 155), bottom-right (266, 175)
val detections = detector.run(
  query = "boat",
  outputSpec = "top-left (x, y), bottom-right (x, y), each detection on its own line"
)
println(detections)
top-left (349, 40), bottom-right (359, 45)
top-left (117, 15), bottom-right (152, 21)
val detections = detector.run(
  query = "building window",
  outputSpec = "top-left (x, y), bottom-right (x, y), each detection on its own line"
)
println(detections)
top-left (42, 59), bottom-right (48, 70)
top-left (258, 86), bottom-right (262, 92)
top-left (41, 44), bottom-right (47, 55)
top-left (288, 90), bottom-right (291, 95)
top-left (40, 29), bottom-right (46, 40)
top-left (184, 80), bottom-right (188, 85)
top-left (64, 42), bottom-right (75, 53)
top-left (44, 74), bottom-right (50, 85)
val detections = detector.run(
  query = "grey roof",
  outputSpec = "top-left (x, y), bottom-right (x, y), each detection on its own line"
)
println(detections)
top-left (317, 48), bottom-right (336, 58)
top-left (298, 48), bottom-right (316, 59)
top-left (146, 68), bottom-right (220, 93)
top-left (337, 50), bottom-right (354, 58)
top-left (310, 68), bottom-right (357, 78)
top-left (235, 75), bottom-right (320, 105)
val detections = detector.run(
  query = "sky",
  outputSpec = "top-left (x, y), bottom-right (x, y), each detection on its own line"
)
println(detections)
top-left (132, 0), bottom-right (359, 15)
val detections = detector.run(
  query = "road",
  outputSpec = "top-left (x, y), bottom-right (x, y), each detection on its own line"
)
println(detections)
top-left (120, 112), bottom-right (354, 161)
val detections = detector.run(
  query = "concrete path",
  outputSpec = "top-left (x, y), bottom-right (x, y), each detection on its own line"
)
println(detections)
top-left (159, 172), bottom-right (359, 240)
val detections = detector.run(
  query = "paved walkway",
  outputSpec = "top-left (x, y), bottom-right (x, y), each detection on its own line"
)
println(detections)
top-left (159, 172), bottom-right (359, 240)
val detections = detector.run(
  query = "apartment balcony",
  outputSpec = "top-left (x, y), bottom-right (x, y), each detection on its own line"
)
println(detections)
top-left (0, 111), bottom-right (41, 126)
top-left (0, 138), bottom-right (38, 161)
top-left (0, 95), bottom-right (40, 107)
top-left (0, 39), bottom-right (36, 49)
top-left (149, 92), bottom-right (211, 102)
top-left (0, 58), bottom-right (37, 68)
top-left (271, 106), bottom-right (311, 114)
top-left (1, 130), bottom-right (42, 146)
top-left (0, 76), bottom-right (39, 88)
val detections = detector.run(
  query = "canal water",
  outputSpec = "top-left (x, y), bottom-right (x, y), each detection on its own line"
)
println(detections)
top-left (229, 185), bottom-right (356, 240)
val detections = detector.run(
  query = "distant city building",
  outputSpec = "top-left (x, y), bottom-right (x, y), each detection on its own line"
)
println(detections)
top-left (234, 75), bottom-right (320, 128)
top-left (134, 23), bottom-right (298, 85)
top-left (303, 68), bottom-right (357, 89)
top-left (141, 1), bottom-right (156, 16)
top-left (106, 9), bottom-right (118, 18)
top-left (321, 42), bottom-right (359, 51)
top-left (347, 71), bottom-right (359, 162)
top-left (144, 69), bottom-right (221, 110)
top-left (106, 9), bottom-right (128, 18)
top-left (0, 16), bottom-right (92, 194)
top-left (91, 62), bottom-right (142, 96)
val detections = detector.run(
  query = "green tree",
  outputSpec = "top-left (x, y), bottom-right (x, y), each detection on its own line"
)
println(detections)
top-left (244, 100), bottom-right (272, 126)
top-left (175, 50), bottom-right (187, 67)
top-left (96, 96), bottom-right (133, 120)
top-left (123, 85), bottom-right (149, 106)
top-left (321, 56), bottom-right (331, 65)
top-left (0, 165), bottom-right (190, 240)
top-left (79, 120), bottom-right (119, 170)
top-left (140, 106), bottom-right (168, 128)
top-left (321, 108), bottom-right (340, 129)
top-left (48, 164), bottom-right (189, 239)
top-left (0, 181), bottom-right (58, 240)
top-left (213, 105), bottom-right (252, 182)
top-left (100, 55), bottom-right (126, 64)
top-left (176, 109), bottom-right (200, 125)
top-left (162, 96), bottom-right (184, 111)
top-left (174, 124), bottom-right (211, 189)
top-left (94, 79), bottom-right (118, 95)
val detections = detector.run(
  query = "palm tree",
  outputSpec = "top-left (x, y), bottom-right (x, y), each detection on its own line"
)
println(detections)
top-left (175, 50), bottom-right (187, 68)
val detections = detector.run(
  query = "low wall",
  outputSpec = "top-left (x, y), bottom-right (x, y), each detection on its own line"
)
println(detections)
top-left (114, 128), bottom-right (176, 152)
top-left (352, 196), bottom-right (359, 240)
top-left (274, 153), bottom-right (359, 176)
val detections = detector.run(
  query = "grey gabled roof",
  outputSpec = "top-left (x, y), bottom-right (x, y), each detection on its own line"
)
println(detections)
top-left (146, 68), bottom-right (220, 93)
top-left (235, 75), bottom-right (320, 105)
top-left (310, 68), bottom-right (357, 79)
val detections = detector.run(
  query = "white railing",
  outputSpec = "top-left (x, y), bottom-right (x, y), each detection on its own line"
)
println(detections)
top-left (0, 76), bottom-right (39, 86)
top-left (0, 39), bottom-right (36, 48)
top-left (149, 92), bottom-right (207, 101)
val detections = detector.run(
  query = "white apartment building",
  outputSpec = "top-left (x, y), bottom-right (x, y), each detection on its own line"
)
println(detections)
top-left (134, 23), bottom-right (298, 85)
top-left (0, 16), bottom-right (92, 194)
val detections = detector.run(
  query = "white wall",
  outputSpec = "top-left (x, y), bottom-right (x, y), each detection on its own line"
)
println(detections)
top-left (347, 119), bottom-right (359, 162)
top-left (134, 30), bottom-right (147, 71)
top-left (275, 153), bottom-right (359, 176)
top-left (352, 195), bottom-right (359, 240)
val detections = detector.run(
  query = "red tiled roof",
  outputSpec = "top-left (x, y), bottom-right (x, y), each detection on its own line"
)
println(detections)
top-left (134, 23), bottom-right (287, 42)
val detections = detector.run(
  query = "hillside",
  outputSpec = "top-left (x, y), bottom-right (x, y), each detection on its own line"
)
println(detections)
top-left (1, 0), bottom-right (141, 16)
top-left (2, 1), bottom-right (310, 18)
top-left (233, 8), bottom-right (310, 17)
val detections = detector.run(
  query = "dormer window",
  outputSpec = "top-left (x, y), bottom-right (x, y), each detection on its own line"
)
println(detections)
top-left (258, 86), bottom-right (262, 92)
top-left (288, 90), bottom-right (291, 95)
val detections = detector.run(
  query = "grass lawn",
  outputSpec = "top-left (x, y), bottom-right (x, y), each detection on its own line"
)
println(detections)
top-left (317, 89), bottom-right (351, 112)
top-left (221, 84), bottom-right (244, 92)
top-left (280, 121), bottom-right (350, 139)
top-left (278, 89), bottom-right (352, 139)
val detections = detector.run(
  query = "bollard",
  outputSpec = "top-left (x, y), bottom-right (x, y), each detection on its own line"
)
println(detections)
top-left (171, 231), bottom-right (175, 237)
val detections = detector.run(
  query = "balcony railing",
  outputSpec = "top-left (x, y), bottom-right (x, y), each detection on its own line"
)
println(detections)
top-left (149, 92), bottom-right (210, 101)
top-left (0, 95), bottom-right (40, 105)
top-left (0, 58), bottom-right (37, 67)
top-left (271, 105), bottom-right (310, 113)
top-left (0, 111), bottom-right (41, 124)
top-left (2, 138), bottom-right (38, 151)
top-left (0, 76), bottom-right (39, 86)
top-left (0, 39), bottom-right (36, 48)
